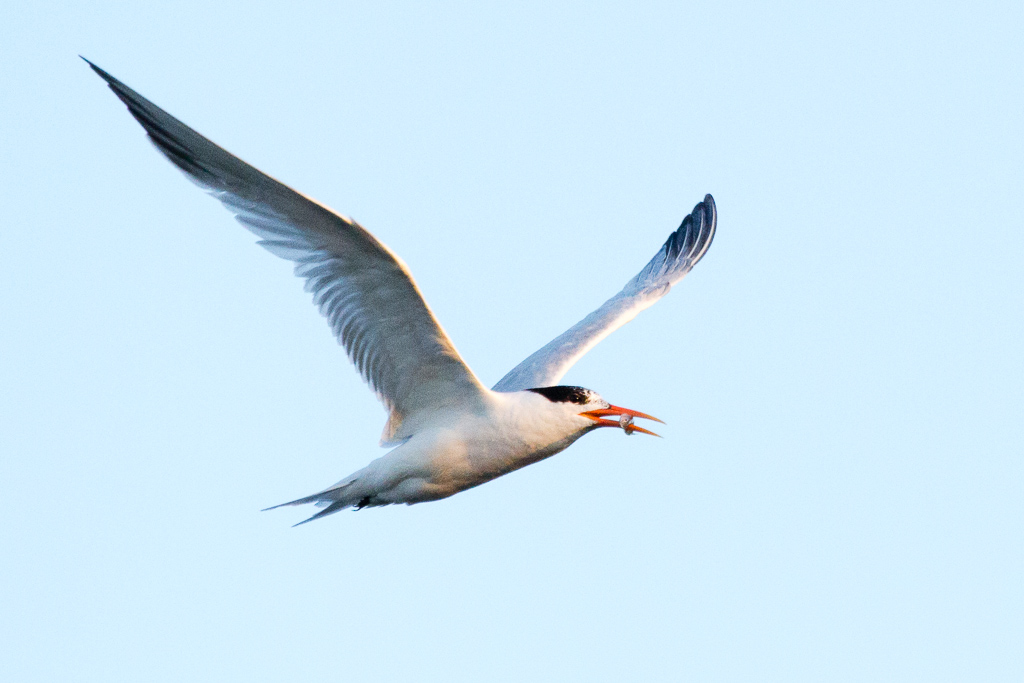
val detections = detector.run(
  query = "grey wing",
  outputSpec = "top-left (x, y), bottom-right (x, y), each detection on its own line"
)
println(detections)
top-left (86, 59), bottom-right (487, 445)
top-left (493, 195), bottom-right (716, 392)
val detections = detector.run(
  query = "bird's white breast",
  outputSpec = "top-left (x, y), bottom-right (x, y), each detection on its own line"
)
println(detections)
top-left (362, 390), bottom-right (591, 503)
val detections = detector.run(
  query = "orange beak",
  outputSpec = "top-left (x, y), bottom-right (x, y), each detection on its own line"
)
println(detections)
top-left (579, 404), bottom-right (664, 437)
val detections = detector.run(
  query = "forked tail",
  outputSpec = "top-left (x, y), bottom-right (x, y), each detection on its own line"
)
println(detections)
top-left (262, 478), bottom-right (366, 526)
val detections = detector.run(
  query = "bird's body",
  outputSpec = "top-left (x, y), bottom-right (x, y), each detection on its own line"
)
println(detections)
top-left (86, 59), bottom-right (716, 524)
top-left (303, 391), bottom-right (596, 514)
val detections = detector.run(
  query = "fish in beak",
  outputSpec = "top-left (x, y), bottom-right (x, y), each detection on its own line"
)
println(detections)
top-left (579, 404), bottom-right (664, 437)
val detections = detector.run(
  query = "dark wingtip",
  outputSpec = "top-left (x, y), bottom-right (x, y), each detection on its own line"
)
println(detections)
top-left (701, 194), bottom-right (717, 227)
top-left (661, 192), bottom-right (717, 267)
top-left (689, 192), bottom-right (717, 254)
top-left (701, 192), bottom-right (717, 248)
top-left (80, 55), bottom-right (111, 81)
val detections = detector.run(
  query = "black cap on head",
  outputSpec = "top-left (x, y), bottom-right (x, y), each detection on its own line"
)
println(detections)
top-left (527, 386), bottom-right (597, 405)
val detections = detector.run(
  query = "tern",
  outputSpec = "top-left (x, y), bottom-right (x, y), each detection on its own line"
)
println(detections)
top-left (86, 59), bottom-right (716, 524)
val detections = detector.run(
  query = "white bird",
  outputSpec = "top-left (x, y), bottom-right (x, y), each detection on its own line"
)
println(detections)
top-left (86, 59), bottom-right (716, 525)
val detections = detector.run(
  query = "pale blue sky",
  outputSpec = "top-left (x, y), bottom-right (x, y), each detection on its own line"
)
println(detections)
top-left (2, 1), bottom-right (1022, 681)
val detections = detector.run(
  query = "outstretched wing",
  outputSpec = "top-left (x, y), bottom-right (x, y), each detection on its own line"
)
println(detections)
top-left (86, 59), bottom-right (487, 445)
top-left (493, 195), bottom-right (716, 392)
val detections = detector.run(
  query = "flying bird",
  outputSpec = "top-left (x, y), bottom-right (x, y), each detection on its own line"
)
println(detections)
top-left (85, 59), bottom-right (716, 525)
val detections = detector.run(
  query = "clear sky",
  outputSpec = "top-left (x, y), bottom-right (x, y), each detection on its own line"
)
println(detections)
top-left (2, 1), bottom-right (1021, 681)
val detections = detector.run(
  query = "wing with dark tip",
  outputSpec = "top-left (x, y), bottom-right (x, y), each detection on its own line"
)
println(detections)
top-left (493, 195), bottom-right (716, 392)
top-left (85, 59), bottom-right (487, 445)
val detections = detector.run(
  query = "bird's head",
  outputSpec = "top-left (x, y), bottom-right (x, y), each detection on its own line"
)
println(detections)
top-left (526, 386), bottom-right (663, 437)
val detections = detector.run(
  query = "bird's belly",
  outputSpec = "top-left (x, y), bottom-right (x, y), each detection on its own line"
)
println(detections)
top-left (417, 426), bottom-right (586, 496)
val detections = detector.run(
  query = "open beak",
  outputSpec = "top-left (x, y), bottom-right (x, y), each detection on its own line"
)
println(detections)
top-left (580, 404), bottom-right (664, 437)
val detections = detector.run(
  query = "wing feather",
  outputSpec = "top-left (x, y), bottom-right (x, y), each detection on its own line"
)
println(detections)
top-left (86, 59), bottom-right (486, 444)
top-left (493, 195), bottom-right (716, 392)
